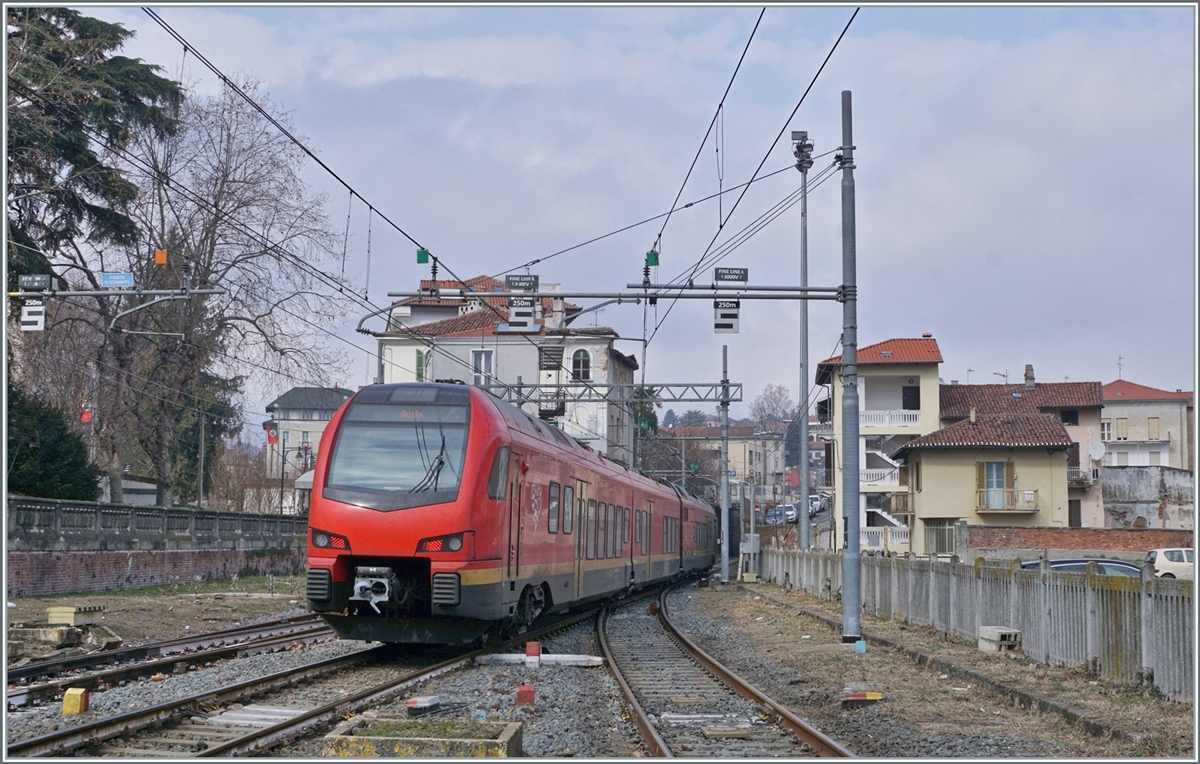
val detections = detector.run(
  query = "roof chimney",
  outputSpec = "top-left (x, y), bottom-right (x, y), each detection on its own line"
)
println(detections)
top-left (922, 332), bottom-right (932, 338)
top-left (969, 406), bottom-right (976, 424)
top-left (950, 380), bottom-right (959, 385)
top-left (1024, 364), bottom-right (1035, 390)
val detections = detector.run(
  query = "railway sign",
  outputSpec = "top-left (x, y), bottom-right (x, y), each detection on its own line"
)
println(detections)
top-left (714, 299), bottom-right (740, 334)
top-left (18, 274), bottom-right (51, 291)
top-left (505, 274), bottom-right (539, 291)
top-left (505, 295), bottom-right (537, 332)
top-left (100, 272), bottom-right (135, 288)
top-left (20, 299), bottom-right (45, 331)
top-left (714, 267), bottom-right (748, 282)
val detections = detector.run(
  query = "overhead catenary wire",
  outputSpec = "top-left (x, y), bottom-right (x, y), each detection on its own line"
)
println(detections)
top-left (645, 7), bottom-right (860, 351)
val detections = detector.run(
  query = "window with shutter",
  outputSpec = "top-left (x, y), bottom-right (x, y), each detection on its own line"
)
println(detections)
top-left (1147, 417), bottom-right (1160, 440)
top-left (1115, 418), bottom-right (1128, 440)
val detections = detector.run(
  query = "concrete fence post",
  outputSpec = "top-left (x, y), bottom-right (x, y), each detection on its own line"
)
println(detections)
top-left (1039, 558), bottom-right (1051, 665)
top-left (1139, 564), bottom-right (1154, 686)
top-left (1085, 563), bottom-right (1098, 674)
top-left (974, 558), bottom-right (983, 641)
top-left (929, 553), bottom-right (937, 629)
top-left (906, 552), bottom-right (916, 625)
top-left (949, 555), bottom-right (959, 638)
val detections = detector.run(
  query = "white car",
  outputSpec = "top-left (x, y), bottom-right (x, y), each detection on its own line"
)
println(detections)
top-left (1145, 548), bottom-right (1194, 580)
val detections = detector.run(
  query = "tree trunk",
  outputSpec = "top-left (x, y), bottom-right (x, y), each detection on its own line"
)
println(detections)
top-left (156, 410), bottom-right (174, 507)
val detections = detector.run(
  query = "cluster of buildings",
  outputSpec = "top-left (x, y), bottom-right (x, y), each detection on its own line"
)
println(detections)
top-left (258, 276), bottom-right (1193, 544)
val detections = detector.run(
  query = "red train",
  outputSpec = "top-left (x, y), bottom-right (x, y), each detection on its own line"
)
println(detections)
top-left (305, 382), bottom-right (717, 645)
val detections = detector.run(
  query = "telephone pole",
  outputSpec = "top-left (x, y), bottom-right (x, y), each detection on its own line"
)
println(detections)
top-left (839, 90), bottom-right (862, 643)
top-left (720, 345), bottom-right (731, 584)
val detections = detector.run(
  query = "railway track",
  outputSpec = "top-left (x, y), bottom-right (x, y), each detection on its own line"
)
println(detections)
top-left (7, 616), bottom-right (333, 709)
top-left (6, 610), bottom-right (597, 758)
top-left (599, 584), bottom-right (852, 758)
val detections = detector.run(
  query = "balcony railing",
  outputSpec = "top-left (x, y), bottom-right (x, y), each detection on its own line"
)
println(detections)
top-left (1067, 467), bottom-right (1094, 487)
top-left (862, 526), bottom-right (910, 549)
top-left (861, 410), bottom-right (921, 427)
top-left (861, 468), bottom-right (899, 485)
top-left (975, 489), bottom-right (1039, 513)
top-left (890, 492), bottom-right (913, 513)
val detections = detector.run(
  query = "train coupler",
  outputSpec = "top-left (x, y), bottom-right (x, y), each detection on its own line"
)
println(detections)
top-left (349, 566), bottom-right (396, 614)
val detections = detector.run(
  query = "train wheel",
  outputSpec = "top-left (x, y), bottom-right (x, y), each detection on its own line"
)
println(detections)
top-left (517, 584), bottom-right (546, 626)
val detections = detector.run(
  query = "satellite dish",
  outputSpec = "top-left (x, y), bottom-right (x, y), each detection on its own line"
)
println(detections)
top-left (1089, 442), bottom-right (1106, 461)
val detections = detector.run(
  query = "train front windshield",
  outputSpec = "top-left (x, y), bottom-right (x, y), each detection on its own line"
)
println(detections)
top-left (324, 402), bottom-right (470, 511)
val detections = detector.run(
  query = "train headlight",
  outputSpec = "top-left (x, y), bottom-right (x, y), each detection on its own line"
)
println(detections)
top-left (311, 528), bottom-right (350, 551)
top-left (418, 533), bottom-right (464, 553)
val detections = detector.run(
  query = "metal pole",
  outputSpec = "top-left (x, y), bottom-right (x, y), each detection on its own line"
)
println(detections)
top-left (839, 90), bottom-right (862, 643)
top-left (681, 438), bottom-right (687, 495)
top-left (750, 441), bottom-right (757, 577)
top-left (197, 416), bottom-right (205, 510)
top-left (795, 130), bottom-right (813, 551)
top-left (279, 445), bottom-right (286, 515)
top-left (720, 346), bottom-right (731, 584)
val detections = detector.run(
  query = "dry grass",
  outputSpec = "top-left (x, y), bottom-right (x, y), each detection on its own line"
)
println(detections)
top-left (6, 575), bottom-right (306, 646)
top-left (689, 582), bottom-right (1194, 757)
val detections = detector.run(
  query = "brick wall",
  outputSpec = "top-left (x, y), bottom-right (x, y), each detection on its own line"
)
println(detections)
top-left (966, 526), bottom-right (1192, 557)
top-left (5, 548), bottom-right (305, 598)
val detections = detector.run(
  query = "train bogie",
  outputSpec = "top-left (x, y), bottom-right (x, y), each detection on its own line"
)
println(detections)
top-left (306, 383), bottom-right (717, 644)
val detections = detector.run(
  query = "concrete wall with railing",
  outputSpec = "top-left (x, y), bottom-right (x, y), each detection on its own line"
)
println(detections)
top-left (5, 496), bottom-right (308, 597)
top-left (759, 547), bottom-right (1193, 702)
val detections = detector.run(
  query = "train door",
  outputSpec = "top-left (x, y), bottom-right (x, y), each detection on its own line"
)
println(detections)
top-left (505, 451), bottom-right (524, 591)
top-left (643, 500), bottom-right (654, 581)
top-left (572, 479), bottom-right (587, 602)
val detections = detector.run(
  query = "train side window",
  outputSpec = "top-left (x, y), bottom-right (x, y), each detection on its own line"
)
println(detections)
top-left (487, 447), bottom-right (511, 500)
top-left (595, 503), bottom-right (604, 556)
top-left (624, 508), bottom-right (631, 545)
top-left (562, 485), bottom-right (575, 534)
top-left (614, 506), bottom-right (623, 557)
top-left (548, 482), bottom-right (560, 533)
top-left (607, 504), bottom-right (616, 558)
top-left (634, 510), bottom-right (642, 545)
top-left (644, 502), bottom-right (653, 555)
top-left (586, 499), bottom-right (596, 559)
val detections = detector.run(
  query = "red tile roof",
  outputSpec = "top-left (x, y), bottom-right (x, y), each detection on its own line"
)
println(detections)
top-left (816, 337), bottom-right (942, 384)
top-left (894, 414), bottom-right (1072, 456)
top-left (940, 381), bottom-right (1102, 419)
top-left (1103, 380), bottom-right (1193, 402)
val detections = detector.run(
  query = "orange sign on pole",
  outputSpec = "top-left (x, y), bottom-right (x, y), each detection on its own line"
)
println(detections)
top-left (154, 249), bottom-right (168, 264)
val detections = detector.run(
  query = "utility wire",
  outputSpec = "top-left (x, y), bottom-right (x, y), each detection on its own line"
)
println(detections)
top-left (646, 7), bottom-right (860, 349)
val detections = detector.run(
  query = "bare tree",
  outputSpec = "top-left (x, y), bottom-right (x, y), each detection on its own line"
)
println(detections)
top-left (29, 78), bottom-right (355, 507)
top-left (750, 383), bottom-right (796, 427)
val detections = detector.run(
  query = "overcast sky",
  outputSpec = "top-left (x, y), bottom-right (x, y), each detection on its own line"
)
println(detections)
top-left (74, 3), bottom-right (1196, 431)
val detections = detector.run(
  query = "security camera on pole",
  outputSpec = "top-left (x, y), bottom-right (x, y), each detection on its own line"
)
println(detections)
top-left (792, 129), bottom-right (814, 551)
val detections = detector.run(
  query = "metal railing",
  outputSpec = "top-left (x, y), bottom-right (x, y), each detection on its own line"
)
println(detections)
top-left (1067, 467), bottom-right (1093, 486)
top-left (860, 410), bottom-right (921, 427)
top-left (861, 468), bottom-right (899, 485)
top-left (890, 492), bottom-right (913, 513)
top-left (975, 488), bottom-right (1039, 511)
top-left (759, 549), bottom-right (1194, 702)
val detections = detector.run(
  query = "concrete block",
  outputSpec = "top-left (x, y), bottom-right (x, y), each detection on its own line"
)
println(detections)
top-left (516, 685), bottom-right (535, 707)
top-left (47, 605), bottom-right (104, 626)
top-left (8, 626), bottom-right (81, 648)
top-left (62, 687), bottom-right (89, 715)
top-left (324, 716), bottom-right (522, 758)
top-left (978, 626), bottom-right (1020, 653)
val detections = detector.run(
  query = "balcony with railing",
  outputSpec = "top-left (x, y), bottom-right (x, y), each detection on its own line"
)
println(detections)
top-left (975, 489), bottom-right (1040, 513)
top-left (861, 410), bottom-right (922, 428)
top-left (1067, 467), bottom-right (1095, 487)
top-left (890, 492), bottom-right (913, 514)
top-left (861, 526), bottom-right (910, 550)
top-left (861, 468), bottom-right (899, 486)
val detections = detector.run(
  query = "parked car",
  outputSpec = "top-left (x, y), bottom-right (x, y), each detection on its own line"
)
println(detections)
top-left (781, 504), bottom-right (798, 524)
top-left (1019, 559), bottom-right (1141, 576)
top-left (1145, 548), bottom-right (1194, 580)
top-left (761, 507), bottom-right (787, 526)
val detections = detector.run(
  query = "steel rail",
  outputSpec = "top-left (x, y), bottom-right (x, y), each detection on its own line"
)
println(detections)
top-left (656, 585), bottom-right (854, 757)
top-left (7, 614), bottom-right (323, 683)
top-left (596, 602), bottom-right (673, 758)
top-left (7, 623), bottom-right (334, 708)
top-left (193, 609), bottom-right (602, 757)
top-left (5, 646), bottom-right (384, 758)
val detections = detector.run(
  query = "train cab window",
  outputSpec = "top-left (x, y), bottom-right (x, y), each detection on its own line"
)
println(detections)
top-left (563, 485), bottom-right (575, 534)
top-left (487, 447), bottom-right (511, 500)
top-left (586, 499), bottom-right (597, 559)
top-left (548, 482), bottom-right (560, 533)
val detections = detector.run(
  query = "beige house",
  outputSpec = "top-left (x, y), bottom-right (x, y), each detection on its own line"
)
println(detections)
top-left (815, 335), bottom-right (945, 541)
top-left (891, 413), bottom-right (1073, 555)
top-left (1100, 380), bottom-right (1194, 471)
top-left (939, 365), bottom-right (1104, 528)
top-left (663, 425), bottom-right (787, 506)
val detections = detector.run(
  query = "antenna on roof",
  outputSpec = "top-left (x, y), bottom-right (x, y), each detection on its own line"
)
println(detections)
top-left (966, 368), bottom-right (974, 384)
top-left (1117, 355), bottom-right (1124, 379)
top-left (993, 370), bottom-right (1008, 385)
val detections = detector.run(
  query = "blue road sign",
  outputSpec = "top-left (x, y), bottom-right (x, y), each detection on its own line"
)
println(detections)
top-left (100, 272), bottom-right (135, 288)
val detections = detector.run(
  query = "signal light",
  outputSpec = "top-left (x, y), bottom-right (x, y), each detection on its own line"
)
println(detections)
top-left (418, 533), bottom-right (464, 553)
top-left (312, 529), bottom-right (350, 551)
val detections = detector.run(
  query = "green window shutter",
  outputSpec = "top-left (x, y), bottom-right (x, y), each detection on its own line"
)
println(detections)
top-left (1005, 462), bottom-right (1015, 491)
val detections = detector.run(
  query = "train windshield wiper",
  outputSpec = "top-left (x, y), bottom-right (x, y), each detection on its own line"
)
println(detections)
top-left (409, 431), bottom-right (447, 493)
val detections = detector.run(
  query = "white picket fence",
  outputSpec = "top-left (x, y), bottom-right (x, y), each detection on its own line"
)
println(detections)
top-left (758, 548), bottom-right (1193, 702)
